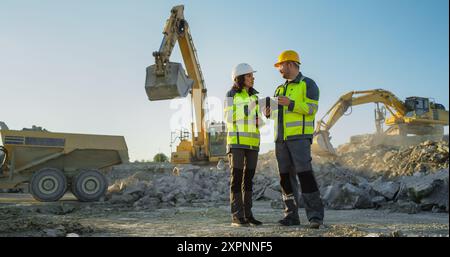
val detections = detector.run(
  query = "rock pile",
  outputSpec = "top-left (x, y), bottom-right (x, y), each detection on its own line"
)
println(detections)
top-left (104, 136), bottom-right (448, 213)
top-left (105, 164), bottom-right (280, 209)
top-left (336, 139), bottom-right (448, 177)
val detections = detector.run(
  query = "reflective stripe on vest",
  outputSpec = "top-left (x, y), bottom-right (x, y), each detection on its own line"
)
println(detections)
top-left (227, 144), bottom-right (259, 151)
top-left (285, 121), bottom-right (314, 128)
top-left (227, 131), bottom-right (260, 138)
top-left (307, 103), bottom-right (318, 115)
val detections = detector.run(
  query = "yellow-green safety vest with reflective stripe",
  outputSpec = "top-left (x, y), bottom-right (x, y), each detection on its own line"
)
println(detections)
top-left (224, 89), bottom-right (260, 150)
top-left (273, 76), bottom-right (319, 141)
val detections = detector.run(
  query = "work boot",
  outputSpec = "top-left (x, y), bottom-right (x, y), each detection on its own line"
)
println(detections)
top-left (309, 218), bottom-right (322, 229)
top-left (231, 217), bottom-right (249, 227)
top-left (246, 216), bottom-right (263, 226)
top-left (278, 215), bottom-right (300, 226)
top-left (279, 195), bottom-right (300, 226)
top-left (243, 190), bottom-right (262, 226)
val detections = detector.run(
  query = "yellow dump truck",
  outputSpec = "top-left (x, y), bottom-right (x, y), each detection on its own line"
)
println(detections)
top-left (0, 128), bottom-right (128, 202)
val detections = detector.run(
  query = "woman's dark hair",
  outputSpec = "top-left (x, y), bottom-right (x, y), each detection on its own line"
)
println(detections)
top-left (232, 74), bottom-right (246, 92)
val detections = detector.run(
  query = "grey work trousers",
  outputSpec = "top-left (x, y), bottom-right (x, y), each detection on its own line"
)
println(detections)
top-left (275, 139), bottom-right (324, 222)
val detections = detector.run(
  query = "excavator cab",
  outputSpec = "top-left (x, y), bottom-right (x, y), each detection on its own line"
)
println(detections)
top-left (207, 122), bottom-right (227, 159)
top-left (0, 146), bottom-right (6, 173)
top-left (145, 62), bottom-right (193, 101)
top-left (404, 97), bottom-right (429, 116)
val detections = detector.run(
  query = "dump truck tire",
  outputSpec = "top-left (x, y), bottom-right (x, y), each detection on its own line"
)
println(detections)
top-left (29, 168), bottom-right (67, 202)
top-left (71, 169), bottom-right (107, 202)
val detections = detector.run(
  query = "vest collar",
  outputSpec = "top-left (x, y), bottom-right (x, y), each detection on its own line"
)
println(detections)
top-left (231, 86), bottom-right (259, 96)
top-left (284, 72), bottom-right (303, 86)
top-left (248, 87), bottom-right (259, 96)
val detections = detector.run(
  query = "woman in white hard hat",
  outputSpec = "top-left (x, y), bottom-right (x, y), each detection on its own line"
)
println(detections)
top-left (224, 63), bottom-right (263, 227)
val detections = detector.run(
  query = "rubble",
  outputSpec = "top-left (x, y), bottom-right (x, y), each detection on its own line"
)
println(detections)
top-left (337, 138), bottom-right (449, 177)
top-left (103, 136), bottom-right (448, 214)
top-left (105, 164), bottom-right (234, 207)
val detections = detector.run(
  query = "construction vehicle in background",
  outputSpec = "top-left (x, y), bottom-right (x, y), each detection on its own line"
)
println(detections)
top-left (145, 5), bottom-right (227, 164)
top-left (312, 89), bottom-right (449, 156)
top-left (0, 124), bottom-right (129, 202)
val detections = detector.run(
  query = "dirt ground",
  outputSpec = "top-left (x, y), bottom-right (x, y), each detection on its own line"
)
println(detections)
top-left (0, 193), bottom-right (448, 237)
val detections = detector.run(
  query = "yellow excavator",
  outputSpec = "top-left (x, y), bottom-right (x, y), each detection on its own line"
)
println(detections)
top-left (312, 89), bottom-right (449, 156)
top-left (145, 5), bottom-right (227, 164)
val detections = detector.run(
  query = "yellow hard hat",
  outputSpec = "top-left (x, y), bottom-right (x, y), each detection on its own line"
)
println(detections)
top-left (274, 50), bottom-right (300, 67)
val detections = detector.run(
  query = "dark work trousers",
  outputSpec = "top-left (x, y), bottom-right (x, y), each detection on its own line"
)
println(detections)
top-left (275, 139), bottom-right (324, 222)
top-left (228, 148), bottom-right (258, 219)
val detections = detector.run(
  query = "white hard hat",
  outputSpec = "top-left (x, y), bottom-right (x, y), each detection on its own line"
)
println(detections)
top-left (231, 63), bottom-right (256, 81)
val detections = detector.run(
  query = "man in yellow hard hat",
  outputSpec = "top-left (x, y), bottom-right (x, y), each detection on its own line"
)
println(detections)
top-left (265, 50), bottom-right (324, 228)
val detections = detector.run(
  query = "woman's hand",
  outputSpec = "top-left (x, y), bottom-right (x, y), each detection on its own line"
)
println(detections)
top-left (263, 106), bottom-right (271, 117)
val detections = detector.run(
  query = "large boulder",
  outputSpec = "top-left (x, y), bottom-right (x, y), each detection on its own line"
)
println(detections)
top-left (392, 169), bottom-right (448, 212)
top-left (322, 183), bottom-right (373, 209)
top-left (263, 188), bottom-right (281, 201)
top-left (370, 177), bottom-right (400, 200)
top-left (399, 169), bottom-right (448, 202)
top-left (420, 179), bottom-right (449, 211)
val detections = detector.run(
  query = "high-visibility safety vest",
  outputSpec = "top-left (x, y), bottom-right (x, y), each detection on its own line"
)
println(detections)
top-left (224, 87), bottom-right (260, 151)
top-left (273, 74), bottom-right (319, 141)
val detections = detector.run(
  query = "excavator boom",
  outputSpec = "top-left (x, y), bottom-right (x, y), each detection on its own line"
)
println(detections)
top-left (317, 89), bottom-right (406, 133)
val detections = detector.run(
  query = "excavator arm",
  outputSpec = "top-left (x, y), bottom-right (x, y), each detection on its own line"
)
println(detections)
top-left (317, 89), bottom-right (407, 132)
top-left (312, 89), bottom-right (408, 156)
top-left (152, 7), bottom-right (183, 74)
top-left (145, 5), bottom-right (209, 161)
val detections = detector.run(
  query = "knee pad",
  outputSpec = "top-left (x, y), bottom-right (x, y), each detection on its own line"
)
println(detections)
top-left (297, 171), bottom-right (319, 193)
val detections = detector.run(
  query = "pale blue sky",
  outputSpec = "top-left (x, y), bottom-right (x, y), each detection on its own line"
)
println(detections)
top-left (1, 0), bottom-right (448, 161)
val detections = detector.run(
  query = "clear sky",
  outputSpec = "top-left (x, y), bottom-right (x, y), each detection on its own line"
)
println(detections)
top-left (1, 0), bottom-right (448, 161)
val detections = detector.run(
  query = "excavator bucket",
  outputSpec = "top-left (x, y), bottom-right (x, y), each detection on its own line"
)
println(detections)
top-left (145, 62), bottom-right (194, 101)
top-left (312, 131), bottom-right (337, 157)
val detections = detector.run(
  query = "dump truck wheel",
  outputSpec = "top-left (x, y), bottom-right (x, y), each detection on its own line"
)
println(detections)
top-left (29, 168), bottom-right (67, 202)
top-left (71, 170), bottom-right (107, 202)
